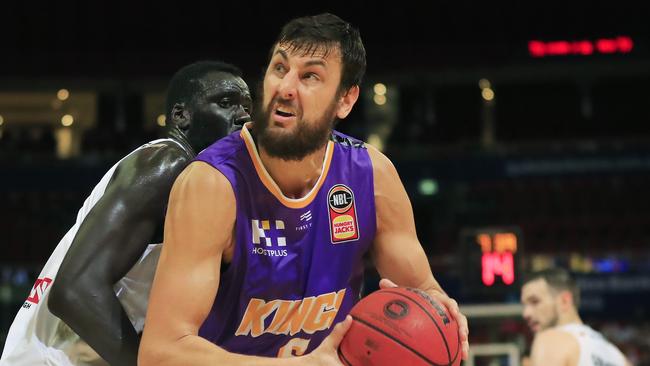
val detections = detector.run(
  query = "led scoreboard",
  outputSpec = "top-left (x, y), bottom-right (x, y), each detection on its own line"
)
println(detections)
top-left (459, 227), bottom-right (523, 299)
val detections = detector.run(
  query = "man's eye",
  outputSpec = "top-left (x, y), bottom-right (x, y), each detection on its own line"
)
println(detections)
top-left (303, 72), bottom-right (319, 80)
top-left (274, 63), bottom-right (286, 73)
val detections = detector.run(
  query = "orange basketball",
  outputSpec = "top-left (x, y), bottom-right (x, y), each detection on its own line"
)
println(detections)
top-left (338, 287), bottom-right (461, 366)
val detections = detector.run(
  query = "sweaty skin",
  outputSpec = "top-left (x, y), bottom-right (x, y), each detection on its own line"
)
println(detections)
top-left (139, 39), bottom-right (468, 365)
top-left (47, 69), bottom-right (251, 366)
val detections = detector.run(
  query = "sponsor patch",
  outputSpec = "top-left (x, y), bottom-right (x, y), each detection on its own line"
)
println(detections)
top-left (327, 184), bottom-right (359, 243)
top-left (23, 277), bottom-right (53, 309)
top-left (251, 219), bottom-right (288, 257)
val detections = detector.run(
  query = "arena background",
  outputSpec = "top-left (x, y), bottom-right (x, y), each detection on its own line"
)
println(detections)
top-left (1, 1), bottom-right (649, 364)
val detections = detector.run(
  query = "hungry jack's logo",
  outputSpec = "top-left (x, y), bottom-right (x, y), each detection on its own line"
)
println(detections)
top-left (327, 184), bottom-right (359, 244)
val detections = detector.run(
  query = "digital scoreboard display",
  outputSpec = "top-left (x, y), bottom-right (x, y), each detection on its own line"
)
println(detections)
top-left (459, 227), bottom-right (523, 299)
top-left (528, 36), bottom-right (633, 57)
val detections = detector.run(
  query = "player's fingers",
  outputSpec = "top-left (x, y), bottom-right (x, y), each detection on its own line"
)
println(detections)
top-left (453, 309), bottom-right (470, 360)
top-left (435, 294), bottom-right (469, 338)
top-left (444, 297), bottom-right (468, 334)
top-left (324, 315), bottom-right (352, 348)
top-left (462, 340), bottom-right (470, 360)
top-left (458, 313), bottom-right (469, 339)
top-left (379, 278), bottom-right (398, 289)
top-left (437, 295), bottom-right (459, 318)
top-left (438, 296), bottom-right (470, 360)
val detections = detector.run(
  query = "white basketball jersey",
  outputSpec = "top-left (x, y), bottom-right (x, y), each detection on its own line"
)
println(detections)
top-left (1, 139), bottom-right (177, 366)
top-left (558, 323), bottom-right (627, 366)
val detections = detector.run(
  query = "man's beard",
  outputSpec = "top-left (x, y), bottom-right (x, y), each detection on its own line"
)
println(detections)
top-left (539, 307), bottom-right (560, 332)
top-left (252, 95), bottom-right (338, 161)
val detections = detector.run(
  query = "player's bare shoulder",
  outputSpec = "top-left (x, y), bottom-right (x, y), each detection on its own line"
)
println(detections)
top-left (365, 144), bottom-right (399, 182)
top-left (135, 140), bottom-right (194, 176)
top-left (90, 140), bottom-right (197, 215)
top-left (172, 160), bottom-right (233, 199)
top-left (115, 140), bottom-right (194, 189)
top-left (532, 328), bottom-right (579, 365)
top-left (365, 143), bottom-right (411, 208)
top-left (365, 144), bottom-right (404, 199)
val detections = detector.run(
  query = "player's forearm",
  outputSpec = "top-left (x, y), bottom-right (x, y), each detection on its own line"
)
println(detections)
top-left (49, 282), bottom-right (139, 365)
top-left (138, 334), bottom-right (308, 366)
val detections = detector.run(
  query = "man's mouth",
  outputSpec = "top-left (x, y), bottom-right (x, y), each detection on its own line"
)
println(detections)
top-left (274, 107), bottom-right (296, 118)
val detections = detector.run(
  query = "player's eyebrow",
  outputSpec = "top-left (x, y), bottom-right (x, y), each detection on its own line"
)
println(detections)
top-left (304, 59), bottom-right (326, 68)
top-left (274, 49), bottom-right (289, 61)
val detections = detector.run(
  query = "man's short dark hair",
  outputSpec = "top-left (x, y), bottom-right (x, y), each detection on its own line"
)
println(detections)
top-left (523, 268), bottom-right (580, 308)
top-left (270, 13), bottom-right (366, 94)
top-left (165, 60), bottom-right (242, 117)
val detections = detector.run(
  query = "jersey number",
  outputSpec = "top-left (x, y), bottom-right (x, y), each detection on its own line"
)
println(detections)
top-left (278, 338), bottom-right (311, 357)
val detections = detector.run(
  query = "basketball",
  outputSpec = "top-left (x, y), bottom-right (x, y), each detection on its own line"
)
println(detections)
top-left (338, 287), bottom-right (461, 366)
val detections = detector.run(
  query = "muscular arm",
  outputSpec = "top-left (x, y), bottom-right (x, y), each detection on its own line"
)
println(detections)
top-left (48, 144), bottom-right (189, 366)
top-left (138, 162), bottom-right (305, 366)
top-left (368, 146), bottom-right (443, 293)
top-left (367, 145), bottom-right (469, 358)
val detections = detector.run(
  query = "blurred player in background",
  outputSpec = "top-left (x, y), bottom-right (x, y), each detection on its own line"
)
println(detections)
top-left (521, 268), bottom-right (632, 366)
top-left (0, 60), bottom-right (252, 366)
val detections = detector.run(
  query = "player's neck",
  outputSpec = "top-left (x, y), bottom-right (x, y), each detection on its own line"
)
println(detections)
top-left (557, 310), bottom-right (583, 327)
top-left (167, 128), bottom-right (196, 158)
top-left (258, 144), bottom-right (328, 199)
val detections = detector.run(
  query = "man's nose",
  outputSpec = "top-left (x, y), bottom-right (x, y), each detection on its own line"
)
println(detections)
top-left (277, 70), bottom-right (298, 100)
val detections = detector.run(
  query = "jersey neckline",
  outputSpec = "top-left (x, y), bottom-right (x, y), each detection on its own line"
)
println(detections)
top-left (239, 123), bottom-right (334, 209)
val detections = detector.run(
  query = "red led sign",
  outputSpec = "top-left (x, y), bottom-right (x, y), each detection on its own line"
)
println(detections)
top-left (476, 232), bottom-right (518, 286)
top-left (529, 36), bottom-right (633, 57)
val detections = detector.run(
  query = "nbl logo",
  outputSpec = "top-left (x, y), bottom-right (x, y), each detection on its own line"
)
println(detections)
top-left (251, 219), bottom-right (288, 257)
top-left (327, 184), bottom-right (360, 244)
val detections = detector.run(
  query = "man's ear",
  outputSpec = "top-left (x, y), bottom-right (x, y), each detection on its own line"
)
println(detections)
top-left (171, 103), bottom-right (190, 130)
top-left (558, 290), bottom-right (574, 311)
top-left (336, 85), bottom-right (360, 119)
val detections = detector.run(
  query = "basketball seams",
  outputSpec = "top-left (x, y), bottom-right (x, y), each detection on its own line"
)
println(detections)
top-left (380, 290), bottom-right (454, 364)
top-left (348, 315), bottom-right (450, 366)
top-left (337, 347), bottom-right (353, 366)
top-left (453, 330), bottom-right (461, 364)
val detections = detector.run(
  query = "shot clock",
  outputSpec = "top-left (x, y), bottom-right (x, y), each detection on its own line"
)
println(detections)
top-left (459, 227), bottom-right (523, 299)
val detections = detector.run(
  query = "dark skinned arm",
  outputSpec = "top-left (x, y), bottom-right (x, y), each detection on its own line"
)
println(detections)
top-left (48, 142), bottom-right (191, 366)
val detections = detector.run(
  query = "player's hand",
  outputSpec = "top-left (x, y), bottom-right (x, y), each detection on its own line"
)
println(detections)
top-left (379, 278), bottom-right (470, 360)
top-left (303, 315), bottom-right (352, 366)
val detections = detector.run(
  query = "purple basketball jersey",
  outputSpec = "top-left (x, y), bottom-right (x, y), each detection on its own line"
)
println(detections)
top-left (195, 125), bottom-right (376, 357)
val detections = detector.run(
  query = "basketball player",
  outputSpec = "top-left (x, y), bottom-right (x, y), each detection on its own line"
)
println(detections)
top-left (139, 13), bottom-right (469, 365)
top-left (521, 268), bottom-right (632, 366)
top-left (0, 61), bottom-right (252, 366)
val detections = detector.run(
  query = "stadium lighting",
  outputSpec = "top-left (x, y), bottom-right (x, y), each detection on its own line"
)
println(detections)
top-left (57, 89), bottom-right (70, 101)
top-left (61, 114), bottom-right (74, 126)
